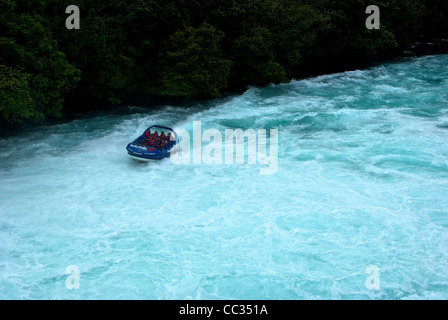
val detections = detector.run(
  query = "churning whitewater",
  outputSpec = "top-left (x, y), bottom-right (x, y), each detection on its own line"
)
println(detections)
top-left (1, 55), bottom-right (448, 299)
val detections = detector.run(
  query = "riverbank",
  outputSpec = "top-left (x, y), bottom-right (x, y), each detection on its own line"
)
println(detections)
top-left (2, 0), bottom-right (447, 127)
top-left (2, 40), bottom-right (447, 139)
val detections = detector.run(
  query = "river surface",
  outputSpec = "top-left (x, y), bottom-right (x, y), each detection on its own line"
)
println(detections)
top-left (1, 54), bottom-right (448, 299)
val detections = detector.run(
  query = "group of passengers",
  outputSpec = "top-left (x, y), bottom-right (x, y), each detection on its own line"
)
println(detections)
top-left (141, 129), bottom-right (174, 150)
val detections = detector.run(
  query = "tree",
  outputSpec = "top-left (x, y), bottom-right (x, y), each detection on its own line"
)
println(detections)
top-left (0, 0), bottom-right (80, 123)
top-left (231, 27), bottom-right (288, 87)
top-left (0, 66), bottom-right (37, 122)
top-left (160, 23), bottom-right (231, 97)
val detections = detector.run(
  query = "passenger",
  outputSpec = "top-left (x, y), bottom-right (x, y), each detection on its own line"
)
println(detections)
top-left (155, 138), bottom-right (162, 150)
top-left (148, 137), bottom-right (156, 147)
top-left (159, 131), bottom-right (166, 140)
top-left (141, 129), bottom-right (152, 146)
top-left (161, 138), bottom-right (167, 150)
top-left (166, 132), bottom-right (172, 142)
top-left (151, 130), bottom-right (159, 139)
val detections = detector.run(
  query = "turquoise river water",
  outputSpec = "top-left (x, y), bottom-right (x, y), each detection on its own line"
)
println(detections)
top-left (1, 54), bottom-right (448, 299)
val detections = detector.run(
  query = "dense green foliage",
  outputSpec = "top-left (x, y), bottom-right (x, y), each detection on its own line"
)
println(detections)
top-left (1, 0), bottom-right (447, 124)
top-left (0, 0), bottom-right (80, 123)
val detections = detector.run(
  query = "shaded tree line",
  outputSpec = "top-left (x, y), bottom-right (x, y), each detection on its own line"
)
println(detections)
top-left (1, 0), bottom-right (447, 124)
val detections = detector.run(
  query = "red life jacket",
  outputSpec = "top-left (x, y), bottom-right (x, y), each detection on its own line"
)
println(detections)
top-left (161, 141), bottom-right (167, 149)
top-left (149, 139), bottom-right (155, 147)
top-left (160, 133), bottom-right (166, 140)
top-left (145, 130), bottom-right (151, 138)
